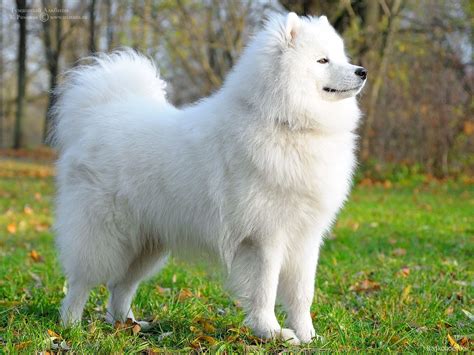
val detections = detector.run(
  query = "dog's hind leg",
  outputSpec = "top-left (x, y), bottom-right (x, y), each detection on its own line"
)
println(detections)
top-left (60, 279), bottom-right (93, 326)
top-left (106, 242), bottom-right (168, 328)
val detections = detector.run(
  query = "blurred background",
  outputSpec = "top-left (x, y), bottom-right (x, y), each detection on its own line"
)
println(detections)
top-left (1, 0), bottom-right (473, 178)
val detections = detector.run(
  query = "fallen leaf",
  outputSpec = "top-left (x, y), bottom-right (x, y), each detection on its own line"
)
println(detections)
top-left (132, 323), bottom-right (141, 335)
top-left (34, 192), bottom-right (42, 201)
top-left (445, 307), bottom-right (454, 316)
top-left (349, 279), bottom-right (381, 293)
top-left (7, 223), bottom-right (17, 234)
top-left (177, 288), bottom-right (193, 301)
top-left (400, 285), bottom-right (412, 303)
top-left (447, 334), bottom-right (463, 351)
top-left (114, 318), bottom-right (141, 335)
top-left (190, 325), bottom-right (200, 334)
top-left (29, 250), bottom-right (43, 263)
top-left (392, 248), bottom-right (407, 257)
top-left (15, 341), bottom-right (31, 350)
top-left (458, 337), bottom-right (469, 347)
top-left (24, 205), bottom-right (33, 215)
top-left (190, 335), bottom-right (218, 349)
top-left (359, 178), bottom-right (373, 186)
top-left (195, 317), bottom-right (216, 333)
top-left (35, 223), bottom-right (49, 232)
top-left (398, 267), bottom-right (410, 277)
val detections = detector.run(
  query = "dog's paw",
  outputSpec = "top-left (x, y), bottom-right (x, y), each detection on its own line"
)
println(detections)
top-left (294, 325), bottom-right (316, 343)
top-left (253, 326), bottom-right (300, 344)
top-left (277, 328), bottom-right (301, 345)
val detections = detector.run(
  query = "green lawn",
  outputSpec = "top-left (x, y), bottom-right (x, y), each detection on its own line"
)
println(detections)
top-left (0, 158), bottom-right (472, 352)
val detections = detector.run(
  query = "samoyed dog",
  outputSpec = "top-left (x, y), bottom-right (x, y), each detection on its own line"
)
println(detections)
top-left (53, 12), bottom-right (366, 344)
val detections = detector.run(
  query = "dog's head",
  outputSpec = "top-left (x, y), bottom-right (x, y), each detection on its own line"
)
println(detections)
top-left (225, 12), bottom-right (366, 130)
top-left (282, 13), bottom-right (367, 102)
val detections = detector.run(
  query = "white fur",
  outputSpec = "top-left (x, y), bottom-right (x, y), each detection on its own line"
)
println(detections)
top-left (54, 13), bottom-right (365, 344)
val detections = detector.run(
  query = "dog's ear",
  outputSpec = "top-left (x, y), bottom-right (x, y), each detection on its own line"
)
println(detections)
top-left (285, 12), bottom-right (300, 42)
top-left (319, 15), bottom-right (330, 26)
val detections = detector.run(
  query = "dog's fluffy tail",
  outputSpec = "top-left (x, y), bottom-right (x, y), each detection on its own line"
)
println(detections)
top-left (50, 49), bottom-right (168, 151)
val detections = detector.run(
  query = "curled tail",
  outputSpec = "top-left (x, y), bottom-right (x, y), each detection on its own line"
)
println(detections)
top-left (50, 49), bottom-right (168, 151)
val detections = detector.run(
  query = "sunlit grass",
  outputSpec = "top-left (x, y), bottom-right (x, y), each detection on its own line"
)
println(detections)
top-left (0, 158), bottom-right (472, 352)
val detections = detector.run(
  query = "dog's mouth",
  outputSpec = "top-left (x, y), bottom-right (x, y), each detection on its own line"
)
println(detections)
top-left (323, 86), bottom-right (360, 93)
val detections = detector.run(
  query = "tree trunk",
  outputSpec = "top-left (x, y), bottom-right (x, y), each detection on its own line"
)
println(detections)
top-left (105, 0), bottom-right (114, 51)
top-left (89, 0), bottom-right (97, 53)
top-left (42, 0), bottom-right (63, 143)
top-left (14, 0), bottom-right (27, 149)
top-left (360, 0), bottom-right (403, 161)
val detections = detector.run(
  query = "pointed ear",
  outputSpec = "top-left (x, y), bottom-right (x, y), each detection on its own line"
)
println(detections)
top-left (285, 12), bottom-right (301, 42)
top-left (319, 15), bottom-right (330, 26)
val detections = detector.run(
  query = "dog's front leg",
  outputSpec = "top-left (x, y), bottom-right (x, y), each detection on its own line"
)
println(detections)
top-left (228, 238), bottom-right (300, 344)
top-left (278, 236), bottom-right (323, 343)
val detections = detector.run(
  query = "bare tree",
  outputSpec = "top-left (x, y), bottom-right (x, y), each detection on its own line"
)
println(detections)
top-left (89, 0), bottom-right (97, 53)
top-left (360, 0), bottom-right (403, 160)
top-left (14, 0), bottom-right (27, 149)
top-left (105, 0), bottom-right (114, 50)
top-left (41, 0), bottom-right (64, 143)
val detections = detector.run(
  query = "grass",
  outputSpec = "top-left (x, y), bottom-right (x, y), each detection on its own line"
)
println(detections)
top-left (0, 157), bottom-right (472, 352)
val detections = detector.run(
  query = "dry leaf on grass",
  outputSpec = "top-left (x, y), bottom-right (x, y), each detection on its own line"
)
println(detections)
top-left (35, 223), bottom-right (50, 232)
top-left (398, 267), bottom-right (410, 277)
top-left (392, 248), bottom-right (407, 257)
top-left (15, 341), bottom-right (31, 350)
top-left (458, 337), bottom-right (473, 349)
top-left (114, 318), bottom-right (141, 336)
top-left (447, 334), bottom-right (463, 351)
top-left (349, 279), bottom-right (381, 293)
top-left (29, 250), bottom-right (43, 263)
top-left (190, 335), bottom-right (218, 349)
top-left (7, 223), bottom-right (17, 234)
top-left (195, 317), bottom-right (216, 333)
top-left (177, 288), bottom-right (193, 301)
top-left (445, 307), bottom-right (454, 316)
top-left (400, 285), bottom-right (412, 303)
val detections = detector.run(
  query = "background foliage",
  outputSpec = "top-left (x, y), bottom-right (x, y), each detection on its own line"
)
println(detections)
top-left (1, 0), bottom-right (473, 176)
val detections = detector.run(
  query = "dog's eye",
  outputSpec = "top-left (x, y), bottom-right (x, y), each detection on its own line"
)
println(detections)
top-left (317, 58), bottom-right (329, 64)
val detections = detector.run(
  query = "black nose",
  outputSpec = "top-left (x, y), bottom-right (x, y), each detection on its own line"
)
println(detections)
top-left (355, 67), bottom-right (367, 80)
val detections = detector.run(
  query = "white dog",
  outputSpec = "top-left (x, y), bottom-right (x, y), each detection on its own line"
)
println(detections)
top-left (53, 12), bottom-right (366, 344)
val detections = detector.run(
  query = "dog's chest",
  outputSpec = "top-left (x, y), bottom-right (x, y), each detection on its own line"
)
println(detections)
top-left (247, 131), bottom-right (356, 229)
